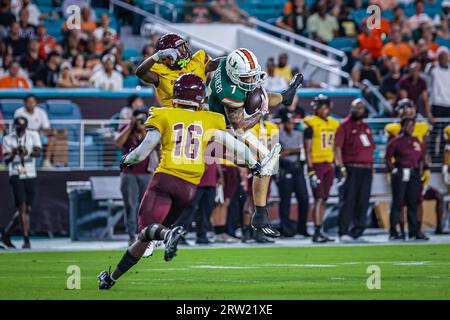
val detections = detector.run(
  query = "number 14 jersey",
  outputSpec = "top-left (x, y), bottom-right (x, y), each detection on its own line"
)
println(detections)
top-left (304, 115), bottom-right (339, 163)
top-left (145, 107), bottom-right (226, 185)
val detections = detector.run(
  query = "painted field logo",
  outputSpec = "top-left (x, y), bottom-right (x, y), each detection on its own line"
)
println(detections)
top-left (66, 265), bottom-right (81, 289)
top-left (366, 265), bottom-right (381, 290)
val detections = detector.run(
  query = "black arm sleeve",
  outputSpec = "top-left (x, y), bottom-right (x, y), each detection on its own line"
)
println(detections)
top-left (304, 127), bottom-right (313, 139)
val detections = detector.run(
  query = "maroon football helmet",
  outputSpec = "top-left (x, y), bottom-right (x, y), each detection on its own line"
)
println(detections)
top-left (155, 33), bottom-right (192, 70)
top-left (172, 73), bottom-right (206, 110)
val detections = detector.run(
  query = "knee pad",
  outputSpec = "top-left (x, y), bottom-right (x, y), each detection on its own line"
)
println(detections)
top-left (138, 223), bottom-right (167, 242)
top-left (260, 143), bottom-right (281, 176)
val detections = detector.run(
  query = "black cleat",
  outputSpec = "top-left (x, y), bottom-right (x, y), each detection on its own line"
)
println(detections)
top-left (312, 232), bottom-right (334, 243)
top-left (1, 234), bottom-right (15, 248)
top-left (389, 233), bottom-right (405, 241)
top-left (164, 226), bottom-right (185, 262)
top-left (251, 208), bottom-right (280, 238)
top-left (413, 232), bottom-right (430, 241)
top-left (98, 270), bottom-right (115, 290)
top-left (195, 237), bottom-right (212, 245)
top-left (281, 73), bottom-right (304, 106)
top-left (254, 230), bottom-right (275, 243)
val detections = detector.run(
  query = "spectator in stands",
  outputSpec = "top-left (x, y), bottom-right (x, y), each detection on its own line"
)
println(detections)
top-left (306, 0), bottom-right (339, 43)
top-left (352, 22), bottom-right (384, 61)
top-left (0, 109), bottom-right (4, 159)
top-left (70, 53), bottom-right (91, 86)
top-left (116, 106), bottom-right (157, 245)
top-left (35, 24), bottom-right (58, 60)
top-left (18, 8), bottom-right (36, 39)
top-left (4, 21), bottom-right (28, 58)
top-left (79, 6), bottom-right (96, 34)
top-left (93, 13), bottom-right (118, 41)
top-left (184, 0), bottom-right (214, 23)
top-left (1, 116), bottom-right (42, 249)
top-left (56, 60), bottom-right (79, 87)
top-left (434, 1), bottom-right (450, 39)
top-left (335, 98), bottom-right (374, 241)
top-left (35, 50), bottom-right (61, 87)
top-left (0, 61), bottom-right (31, 88)
top-left (399, 61), bottom-right (431, 118)
top-left (415, 36), bottom-right (437, 68)
top-left (83, 37), bottom-right (101, 69)
top-left (275, 53), bottom-right (293, 83)
top-left (380, 57), bottom-right (402, 105)
top-left (369, 0), bottom-right (397, 10)
top-left (351, 50), bottom-right (382, 87)
top-left (90, 53), bottom-right (123, 91)
top-left (337, 6), bottom-right (359, 38)
top-left (263, 57), bottom-right (288, 92)
top-left (408, 0), bottom-right (432, 30)
top-left (210, 0), bottom-right (252, 26)
top-left (12, 0), bottom-right (54, 26)
top-left (120, 94), bottom-right (145, 120)
top-left (14, 94), bottom-right (55, 168)
top-left (0, 0), bottom-right (16, 30)
top-left (381, 25), bottom-right (414, 68)
top-left (392, 4), bottom-right (411, 38)
top-left (276, 0), bottom-right (309, 35)
top-left (429, 47), bottom-right (450, 158)
top-left (277, 113), bottom-right (309, 238)
top-left (277, 95), bottom-right (305, 122)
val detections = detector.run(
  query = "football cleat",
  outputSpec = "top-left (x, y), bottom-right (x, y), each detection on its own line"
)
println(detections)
top-left (281, 73), bottom-right (304, 106)
top-left (412, 232), bottom-right (430, 241)
top-left (98, 269), bottom-right (115, 290)
top-left (312, 232), bottom-right (335, 243)
top-left (1, 234), bottom-right (15, 248)
top-left (251, 207), bottom-right (280, 238)
top-left (164, 226), bottom-right (186, 262)
top-left (142, 241), bottom-right (161, 258)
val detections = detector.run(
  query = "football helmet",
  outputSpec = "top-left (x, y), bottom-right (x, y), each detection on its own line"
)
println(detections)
top-left (225, 48), bottom-right (266, 92)
top-left (155, 33), bottom-right (192, 70)
top-left (172, 73), bottom-right (206, 110)
top-left (311, 94), bottom-right (331, 110)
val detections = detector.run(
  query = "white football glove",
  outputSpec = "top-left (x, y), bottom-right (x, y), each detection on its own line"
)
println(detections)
top-left (151, 48), bottom-right (179, 62)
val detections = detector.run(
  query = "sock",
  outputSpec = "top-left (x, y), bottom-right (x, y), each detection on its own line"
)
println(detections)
top-left (214, 226), bottom-right (226, 234)
top-left (255, 206), bottom-right (267, 215)
top-left (314, 225), bottom-right (321, 235)
top-left (117, 250), bottom-right (140, 274)
top-left (24, 236), bottom-right (30, 243)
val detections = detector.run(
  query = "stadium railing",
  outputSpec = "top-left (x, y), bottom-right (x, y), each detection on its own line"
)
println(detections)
top-left (0, 118), bottom-right (448, 170)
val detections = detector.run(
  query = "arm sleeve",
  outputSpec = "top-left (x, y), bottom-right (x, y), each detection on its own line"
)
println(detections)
top-left (303, 126), bottom-right (313, 139)
top-left (125, 130), bottom-right (162, 164)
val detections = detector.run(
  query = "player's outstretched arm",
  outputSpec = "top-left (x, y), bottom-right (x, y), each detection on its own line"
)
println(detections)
top-left (124, 128), bottom-right (161, 164)
top-left (225, 107), bottom-right (262, 136)
top-left (135, 49), bottom-right (179, 84)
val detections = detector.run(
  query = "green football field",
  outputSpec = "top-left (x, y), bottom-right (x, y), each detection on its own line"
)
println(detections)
top-left (1, 244), bottom-right (450, 300)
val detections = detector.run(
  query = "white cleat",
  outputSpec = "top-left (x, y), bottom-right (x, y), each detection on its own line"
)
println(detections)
top-left (142, 241), bottom-right (161, 258)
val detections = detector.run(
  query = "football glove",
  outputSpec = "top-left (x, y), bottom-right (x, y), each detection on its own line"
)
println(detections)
top-left (307, 168), bottom-right (321, 189)
top-left (281, 73), bottom-right (304, 106)
top-left (119, 154), bottom-right (134, 171)
top-left (151, 48), bottom-right (179, 63)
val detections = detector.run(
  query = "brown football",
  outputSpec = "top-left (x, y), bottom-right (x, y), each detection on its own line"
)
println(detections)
top-left (244, 87), bottom-right (264, 116)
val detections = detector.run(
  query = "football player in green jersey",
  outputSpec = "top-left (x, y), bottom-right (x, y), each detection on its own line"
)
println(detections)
top-left (208, 48), bottom-right (303, 238)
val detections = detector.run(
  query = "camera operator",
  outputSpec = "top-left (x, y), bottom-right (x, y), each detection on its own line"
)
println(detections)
top-left (1, 117), bottom-right (42, 249)
top-left (115, 107), bottom-right (159, 245)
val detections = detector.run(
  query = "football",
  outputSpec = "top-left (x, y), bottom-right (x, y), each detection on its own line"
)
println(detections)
top-left (244, 87), bottom-right (264, 116)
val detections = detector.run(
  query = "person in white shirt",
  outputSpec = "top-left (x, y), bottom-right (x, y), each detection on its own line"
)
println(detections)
top-left (429, 46), bottom-right (450, 160)
top-left (11, 0), bottom-right (55, 26)
top-left (93, 13), bottom-right (118, 41)
top-left (119, 94), bottom-right (145, 120)
top-left (262, 57), bottom-right (288, 92)
top-left (407, 1), bottom-right (432, 30)
top-left (90, 54), bottom-right (123, 91)
top-left (1, 116), bottom-right (42, 249)
top-left (14, 94), bottom-right (55, 168)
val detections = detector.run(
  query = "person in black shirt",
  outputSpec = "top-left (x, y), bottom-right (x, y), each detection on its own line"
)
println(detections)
top-left (0, 0), bottom-right (15, 29)
top-left (35, 51), bottom-right (61, 87)
top-left (4, 21), bottom-right (29, 58)
top-left (20, 39), bottom-right (43, 83)
top-left (380, 57), bottom-right (402, 106)
top-left (18, 8), bottom-right (37, 39)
